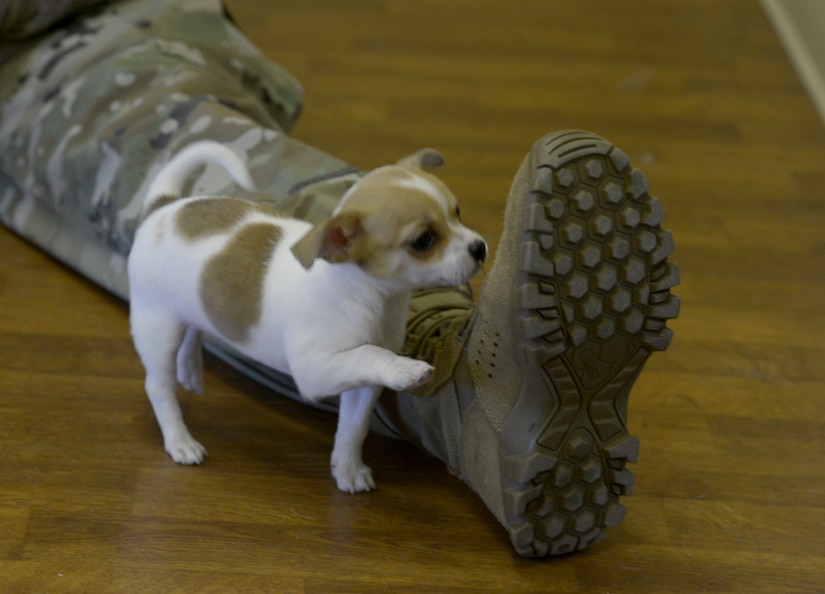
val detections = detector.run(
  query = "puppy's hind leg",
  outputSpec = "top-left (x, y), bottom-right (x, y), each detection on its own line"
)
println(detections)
top-left (331, 386), bottom-right (382, 493)
top-left (131, 308), bottom-right (207, 464)
top-left (176, 326), bottom-right (204, 394)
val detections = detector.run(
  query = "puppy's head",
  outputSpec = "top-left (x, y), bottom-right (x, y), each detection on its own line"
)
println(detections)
top-left (291, 149), bottom-right (486, 290)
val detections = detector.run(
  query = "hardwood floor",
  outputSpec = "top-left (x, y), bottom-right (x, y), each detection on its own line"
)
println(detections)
top-left (3, 0), bottom-right (825, 591)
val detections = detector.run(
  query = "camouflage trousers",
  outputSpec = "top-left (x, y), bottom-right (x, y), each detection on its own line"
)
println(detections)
top-left (0, 0), bottom-right (395, 428)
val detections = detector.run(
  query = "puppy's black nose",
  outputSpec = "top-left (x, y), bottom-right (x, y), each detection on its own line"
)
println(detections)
top-left (469, 240), bottom-right (487, 263)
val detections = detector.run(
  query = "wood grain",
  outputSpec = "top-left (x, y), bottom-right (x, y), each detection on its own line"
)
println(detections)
top-left (2, 0), bottom-right (824, 591)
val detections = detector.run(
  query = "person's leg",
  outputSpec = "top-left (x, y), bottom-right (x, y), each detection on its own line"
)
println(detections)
top-left (0, 0), bottom-right (680, 557)
top-left (0, 0), bottom-right (350, 298)
top-left (0, 0), bottom-right (363, 414)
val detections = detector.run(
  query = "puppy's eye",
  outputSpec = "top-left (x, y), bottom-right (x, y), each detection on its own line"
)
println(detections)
top-left (455, 206), bottom-right (461, 220)
top-left (410, 230), bottom-right (437, 252)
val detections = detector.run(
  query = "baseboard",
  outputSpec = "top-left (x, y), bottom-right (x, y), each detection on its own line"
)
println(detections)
top-left (761, 0), bottom-right (825, 127)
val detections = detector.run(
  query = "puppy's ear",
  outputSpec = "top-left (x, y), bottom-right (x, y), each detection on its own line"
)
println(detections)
top-left (396, 148), bottom-right (445, 170)
top-left (291, 211), bottom-right (364, 269)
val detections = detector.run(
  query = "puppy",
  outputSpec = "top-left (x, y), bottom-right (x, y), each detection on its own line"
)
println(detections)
top-left (128, 141), bottom-right (487, 492)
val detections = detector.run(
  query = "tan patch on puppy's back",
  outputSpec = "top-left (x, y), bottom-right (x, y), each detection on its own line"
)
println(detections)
top-left (177, 198), bottom-right (255, 239)
top-left (139, 194), bottom-right (180, 225)
top-left (200, 222), bottom-right (283, 343)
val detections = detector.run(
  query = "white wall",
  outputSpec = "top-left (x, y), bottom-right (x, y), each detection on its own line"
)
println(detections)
top-left (762, 0), bottom-right (825, 126)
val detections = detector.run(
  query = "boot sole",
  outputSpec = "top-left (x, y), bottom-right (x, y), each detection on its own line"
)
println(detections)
top-left (498, 131), bottom-right (680, 556)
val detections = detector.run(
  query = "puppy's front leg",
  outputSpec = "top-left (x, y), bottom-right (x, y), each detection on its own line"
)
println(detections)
top-left (331, 386), bottom-right (382, 493)
top-left (296, 344), bottom-right (434, 399)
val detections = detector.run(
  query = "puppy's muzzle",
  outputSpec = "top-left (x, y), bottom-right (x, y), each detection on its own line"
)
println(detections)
top-left (469, 239), bottom-right (488, 264)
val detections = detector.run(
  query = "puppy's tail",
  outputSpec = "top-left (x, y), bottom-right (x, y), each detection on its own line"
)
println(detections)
top-left (144, 141), bottom-right (257, 212)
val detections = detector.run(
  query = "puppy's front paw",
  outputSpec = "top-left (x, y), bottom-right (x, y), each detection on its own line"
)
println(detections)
top-left (331, 460), bottom-right (375, 493)
top-left (388, 358), bottom-right (435, 392)
top-left (166, 436), bottom-right (207, 465)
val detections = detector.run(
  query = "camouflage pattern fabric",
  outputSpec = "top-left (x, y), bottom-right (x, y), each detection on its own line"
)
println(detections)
top-left (0, 0), bottom-right (403, 430)
top-left (0, 0), bottom-right (360, 300)
top-left (0, 0), bottom-right (107, 40)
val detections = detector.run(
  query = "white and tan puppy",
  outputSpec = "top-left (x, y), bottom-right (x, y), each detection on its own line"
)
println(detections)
top-left (128, 141), bottom-right (486, 492)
